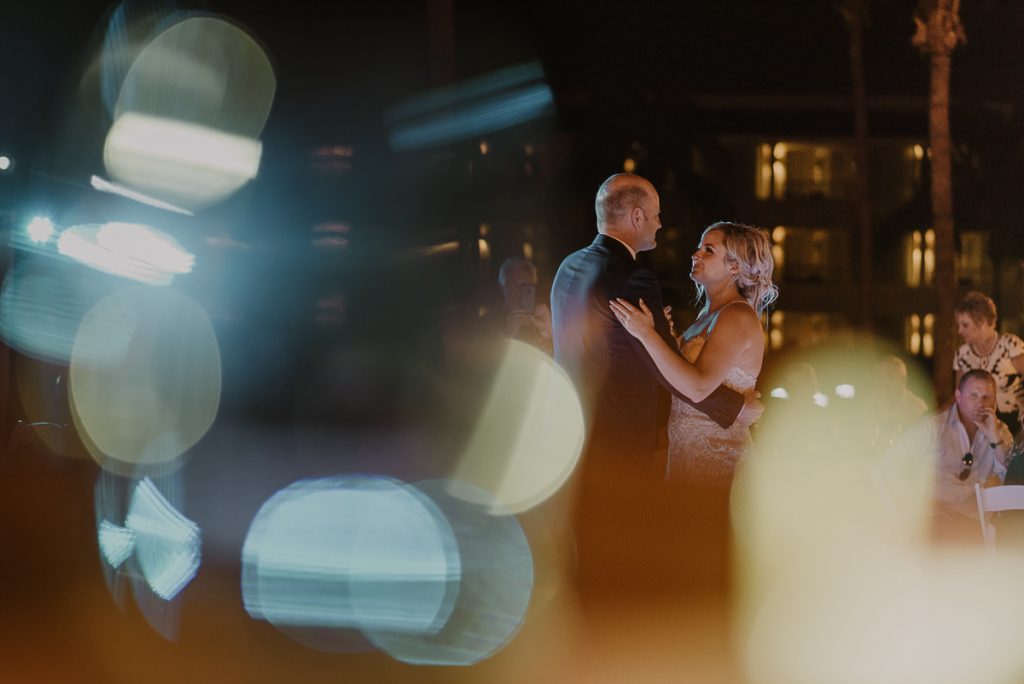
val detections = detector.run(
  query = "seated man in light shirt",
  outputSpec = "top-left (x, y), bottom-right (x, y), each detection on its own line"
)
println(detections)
top-left (882, 369), bottom-right (1012, 531)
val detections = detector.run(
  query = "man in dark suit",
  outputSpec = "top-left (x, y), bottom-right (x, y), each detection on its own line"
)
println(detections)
top-left (551, 172), bottom-right (754, 599)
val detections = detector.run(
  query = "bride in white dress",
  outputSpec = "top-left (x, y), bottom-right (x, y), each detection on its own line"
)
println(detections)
top-left (610, 222), bottom-right (778, 486)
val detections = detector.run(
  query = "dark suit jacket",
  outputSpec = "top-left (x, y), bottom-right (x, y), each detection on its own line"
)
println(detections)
top-left (551, 234), bottom-right (744, 460)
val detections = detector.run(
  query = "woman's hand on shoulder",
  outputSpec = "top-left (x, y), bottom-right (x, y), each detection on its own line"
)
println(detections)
top-left (609, 297), bottom-right (657, 341)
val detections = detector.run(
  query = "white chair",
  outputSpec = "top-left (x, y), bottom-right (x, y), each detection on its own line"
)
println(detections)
top-left (974, 483), bottom-right (1024, 549)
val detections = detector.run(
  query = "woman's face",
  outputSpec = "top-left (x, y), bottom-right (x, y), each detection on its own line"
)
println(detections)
top-left (691, 230), bottom-right (736, 286)
top-left (956, 312), bottom-right (995, 345)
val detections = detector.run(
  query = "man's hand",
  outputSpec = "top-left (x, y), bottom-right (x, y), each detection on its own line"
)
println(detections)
top-left (505, 311), bottom-right (534, 337)
top-left (977, 406), bottom-right (1002, 444)
top-left (736, 390), bottom-right (764, 427)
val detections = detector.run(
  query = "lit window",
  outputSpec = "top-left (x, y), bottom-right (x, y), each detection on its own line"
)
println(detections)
top-left (771, 226), bottom-right (786, 278)
top-left (756, 144), bottom-right (773, 200)
top-left (923, 313), bottom-right (935, 358)
top-left (770, 311), bottom-right (784, 350)
top-left (906, 313), bottom-right (934, 357)
top-left (923, 229), bottom-right (935, 285)
top-left (957, 231), bottom-right (990, 288)
top-left (478, 238), bottom-right (490, 260)
top-left (772, 160), bottom-right (787, 199)
top-left (904, 230), bottom-right (935, 287)
top-left (479, 141), bottom-right (489, 155)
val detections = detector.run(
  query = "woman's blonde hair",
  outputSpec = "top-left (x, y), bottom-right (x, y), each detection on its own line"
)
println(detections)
top-left (694, 221), bottom-right (779, 317)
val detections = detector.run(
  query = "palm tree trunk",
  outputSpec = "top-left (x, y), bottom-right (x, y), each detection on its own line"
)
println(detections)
top-left (846, 3), bottom-right (873, 331)
top-left (929, 50), bottom-right (956, 403)
top-left (914, 0), bottom-right (964, 404)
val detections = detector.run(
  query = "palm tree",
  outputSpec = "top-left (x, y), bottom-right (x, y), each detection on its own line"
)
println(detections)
top-left (912, 0), bottom-right (965, 403)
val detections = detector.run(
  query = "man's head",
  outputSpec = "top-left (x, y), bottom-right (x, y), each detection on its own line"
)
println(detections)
top-left (955, 369), bottom-right (997, 427)
top-left (874, 355), bottom-right (909, 401)
top-left (594, 173), bottom-right (661, 253)
top-left (498, 257), bottom-right (538, 312)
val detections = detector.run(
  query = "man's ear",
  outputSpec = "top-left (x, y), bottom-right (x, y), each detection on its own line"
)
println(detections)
top-left (631, 206), bottom-right (643, 229)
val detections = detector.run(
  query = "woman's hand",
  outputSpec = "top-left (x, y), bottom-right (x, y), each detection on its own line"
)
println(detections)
top-left (609, 297), bottom-right (657, 341)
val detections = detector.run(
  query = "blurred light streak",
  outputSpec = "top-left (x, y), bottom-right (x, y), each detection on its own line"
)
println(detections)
top-left (112, 16), bottom-right (276, 137)
top-left (126, 478), bottom-right (201, 600)
top-left (769, 387), bottom-right (789, 399)
top-left (384, 61), bottom-right (545, 124)
top-left (70, 286), bottom-right (221, 474)
top-left (401, 241), bottom-right (459, 259)
top-left (366, 479), bottom-right (533, 666)
top-left (389, 84), bottom-right (554, 151)
top-left (104, 112), bottom-right (262, 208)
top-left (732, 344), bottom-right (1024, 684)
top-left (99, 520), bottom-right (136, 569)
top-left (452, 340), bottom-right (584, 513)
top-left (57, 222), bottom-right (193, 286)
top-left (90, 175), bottom-right (194, 215)
top-left (95, 470), bottom-right (192, 640)
top-left (242, 476), bottom-right (461, 649)
top-left (26, 217), bottom-right (54, 243)
top-left (812, 391), bottom-right (829, 407)
top-left (0, 260), bottom-right (123, 364)
top-left (0, 155), bottom-right (11, 171)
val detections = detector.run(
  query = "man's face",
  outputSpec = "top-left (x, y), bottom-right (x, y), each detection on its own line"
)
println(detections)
top-left (635, 188), bottom-right (662, 252)
top-left (955, 312), bottom-right (994, 346)
top-left (955, 376), bottom-right (997, 426)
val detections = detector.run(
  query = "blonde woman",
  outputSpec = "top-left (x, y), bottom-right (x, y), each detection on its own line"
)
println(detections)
top-left (610, 221), bottom-right (777, 485)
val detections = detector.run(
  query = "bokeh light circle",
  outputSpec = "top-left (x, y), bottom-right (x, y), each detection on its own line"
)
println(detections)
top-left (69, 286), bottom-right (221, 474)
top-left (365, 479), bottom-right (534, 666)
top-left (453, 340), bottom-right (584, 513)
top-left (241, 476), bottom-right (461, 654)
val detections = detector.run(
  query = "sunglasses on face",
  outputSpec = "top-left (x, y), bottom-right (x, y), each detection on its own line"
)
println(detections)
top-left (958, 452), bottom-right (974, 481)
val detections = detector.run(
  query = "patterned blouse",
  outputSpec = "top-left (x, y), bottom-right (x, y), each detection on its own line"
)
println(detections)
top-left (952, 332), bottom-right (1024, 415)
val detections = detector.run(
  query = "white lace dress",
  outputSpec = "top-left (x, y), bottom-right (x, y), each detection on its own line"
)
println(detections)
top-left (666, 327), bottom-right (757, 486)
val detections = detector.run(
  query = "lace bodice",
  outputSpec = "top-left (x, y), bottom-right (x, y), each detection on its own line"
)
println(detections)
top-left (679, 335), bottom-right (757, 393)
top-left (667, 306), bottom-right (759, 486)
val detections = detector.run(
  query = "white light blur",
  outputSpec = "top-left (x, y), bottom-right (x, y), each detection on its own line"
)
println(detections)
top-left (0, 155), bottom-right (12, 171)
top-left (812, 391), bottom-right (829, 407)
top-left (125, 478), bottom-right (201, 601)
top-left (834, 384), bottom-right (856, 399)
top-left (26, 217), bottom-right (55, 244)
top-left (731, 345), bottom-right (1024, 684)
top-left (453, 340), bottom-right (585, 514)
top-left (70, 286), bottom-right (221, 475)
top-left (90, 175), bottom-right (194, 216)
top-left (242, 476), bottom-right (460, 644)
top-left (770, 387), bottom-right (789, 400)
top-left (97, 222), bottom-right (194, 275)
top-left (57, 222), bottom-right (193, 286)
top-left (104, 112), bottom-right (262, 209)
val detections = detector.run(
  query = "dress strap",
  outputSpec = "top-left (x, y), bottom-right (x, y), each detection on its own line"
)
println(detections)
top-left (706, 299), bottom-right (754, 335)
